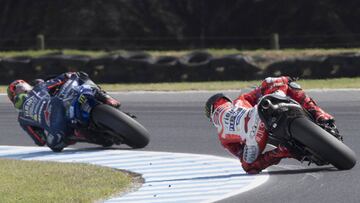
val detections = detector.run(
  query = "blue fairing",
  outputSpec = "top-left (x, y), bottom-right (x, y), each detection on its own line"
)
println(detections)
top-left (60, 78), bottom-right (100, 126)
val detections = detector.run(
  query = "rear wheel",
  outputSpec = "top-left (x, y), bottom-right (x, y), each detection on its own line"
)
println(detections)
top-left (100, 139), bottom-right (114, 148)
top-left (290, 117), bottom-right (356, 170)
top-left (91, 104), bottom-right (150, 148)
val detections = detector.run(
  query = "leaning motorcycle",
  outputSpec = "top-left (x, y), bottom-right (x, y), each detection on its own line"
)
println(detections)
top-left (52, 75), bottom-right (150, 151)
top-left (257, 94), bottom-right (356, 170)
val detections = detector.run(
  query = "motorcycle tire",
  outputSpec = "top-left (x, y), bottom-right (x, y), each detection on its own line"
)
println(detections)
top-left (50, 147), bottom-right (64, 153)
top-left (91, 104), bottom-right (150, 149)
top-left (100, 139), bottom-right (114, 148)
top-left (290, 117), bottom-right (356, 170)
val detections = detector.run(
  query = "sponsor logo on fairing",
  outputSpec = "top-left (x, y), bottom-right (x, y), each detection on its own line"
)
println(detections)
top-left (78, 94), bottom-right (87, 104)
top-left (256, 122), bottom-right (266, 140)
top-left (57, 80), bottom-right (76, 99)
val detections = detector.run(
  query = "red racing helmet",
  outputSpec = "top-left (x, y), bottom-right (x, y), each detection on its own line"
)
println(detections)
top-left (7, 80), bottom-right (32, 105)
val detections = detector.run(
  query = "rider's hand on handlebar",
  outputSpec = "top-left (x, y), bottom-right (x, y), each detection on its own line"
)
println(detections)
top-left (317, 118), bottom-right (342, 140)
top-left (316, 115), bottom-right (335, 126)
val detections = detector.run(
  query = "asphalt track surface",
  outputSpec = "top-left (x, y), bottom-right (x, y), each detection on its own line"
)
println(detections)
top-left (0, 89), bottom-right (359, 203)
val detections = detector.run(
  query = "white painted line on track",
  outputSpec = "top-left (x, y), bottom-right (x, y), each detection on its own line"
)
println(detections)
top-left (0, 145), bottom-right (268, 203)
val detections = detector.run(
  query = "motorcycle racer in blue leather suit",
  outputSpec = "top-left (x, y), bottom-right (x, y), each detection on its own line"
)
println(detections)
top-left (8, 72), bottom-right (120, 152)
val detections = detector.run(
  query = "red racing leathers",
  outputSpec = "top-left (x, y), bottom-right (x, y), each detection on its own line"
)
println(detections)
top-left (211, 76), bottom-right (334, 174)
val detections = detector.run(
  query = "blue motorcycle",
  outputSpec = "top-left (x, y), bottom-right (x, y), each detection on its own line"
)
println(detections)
top-left (53, 75), bottom-right (150, 150)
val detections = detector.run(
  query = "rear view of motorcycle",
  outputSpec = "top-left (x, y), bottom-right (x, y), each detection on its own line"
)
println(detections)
top-left (257, 94), bottom-right (356, 170)
top-left (59, 75), bottom-right (150, 150)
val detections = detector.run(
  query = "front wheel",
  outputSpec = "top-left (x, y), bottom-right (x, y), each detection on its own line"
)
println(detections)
top-left (290, 117), bottom-right (356, 170)
top-left (50, 147), bottom-right (64, 153)
top-left (91, 104), bottom-right (150, 148)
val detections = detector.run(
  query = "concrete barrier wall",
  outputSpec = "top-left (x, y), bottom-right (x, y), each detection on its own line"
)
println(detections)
top-left (1, 51), bottom-right (360, 84)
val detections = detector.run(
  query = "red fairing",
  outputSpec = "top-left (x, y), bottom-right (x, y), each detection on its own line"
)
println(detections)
top-left (47, 81), bottom-right (65, 90)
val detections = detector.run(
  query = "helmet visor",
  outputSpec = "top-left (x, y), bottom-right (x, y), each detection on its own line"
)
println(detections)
top-left (14, 82), bottom-right (32, 95)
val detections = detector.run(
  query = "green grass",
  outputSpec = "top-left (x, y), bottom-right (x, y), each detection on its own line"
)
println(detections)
top-left (0, 48), bottom-right (359, 58)
top-left (296, 77), bottom-right (360, 89)
top-left (0, 50), bottom-right (108, 58)
top-left (148, 48), bottom-right (360, 57)
top-left (1, 77), bottom-right (360, 93)
top-left (0, 159), bottom-right (135, 203)
top-left (94, 77), bottom-right (360, 91)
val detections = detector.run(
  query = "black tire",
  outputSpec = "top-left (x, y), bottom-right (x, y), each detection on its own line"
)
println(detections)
top-left (99, 139), bottom-right (114, 148)
top-left (290, 117), bottom-right (356, 170)
top-left (50, 147), bottom-right (64, 153)
top-left (91, 104), bottom-right (150, 148)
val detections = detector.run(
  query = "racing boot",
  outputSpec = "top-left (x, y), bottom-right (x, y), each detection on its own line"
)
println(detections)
top-left (303, 98), bottom-right (334, 124)
top-left (287, 81), bottom-right (333, 123)
top-left (95, 90), bottom-right (121, 108)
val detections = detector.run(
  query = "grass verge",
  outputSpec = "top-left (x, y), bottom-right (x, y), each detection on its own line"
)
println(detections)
top-left (0, 78), bottom-right (360, 93)
top-left (0, 48), bottom-right (359, 58)
top-left (96, 77), bottom-right (360, 92)
top-left (0, 159), bottom-right (136, 203)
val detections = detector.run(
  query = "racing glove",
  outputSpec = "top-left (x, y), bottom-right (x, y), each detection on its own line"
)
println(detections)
top-left (317, 118), bottom-right (342, 140)
top-left (312, 109), bottom-right (334, 125)
top-left (95, 90), bottom-right (121, 108)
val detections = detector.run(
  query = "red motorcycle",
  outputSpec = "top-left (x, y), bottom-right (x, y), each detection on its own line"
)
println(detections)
top-left (258, 94), bottom-right (356, 170)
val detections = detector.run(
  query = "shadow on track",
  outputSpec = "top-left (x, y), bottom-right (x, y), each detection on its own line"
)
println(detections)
top-left (0, 146), bottom-right (136, 160)
top-left (263, 166), bottom-right (338, 175)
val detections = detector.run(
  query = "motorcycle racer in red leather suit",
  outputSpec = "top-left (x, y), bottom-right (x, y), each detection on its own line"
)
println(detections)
top-left (205, 76), bottom-right (336, 174)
